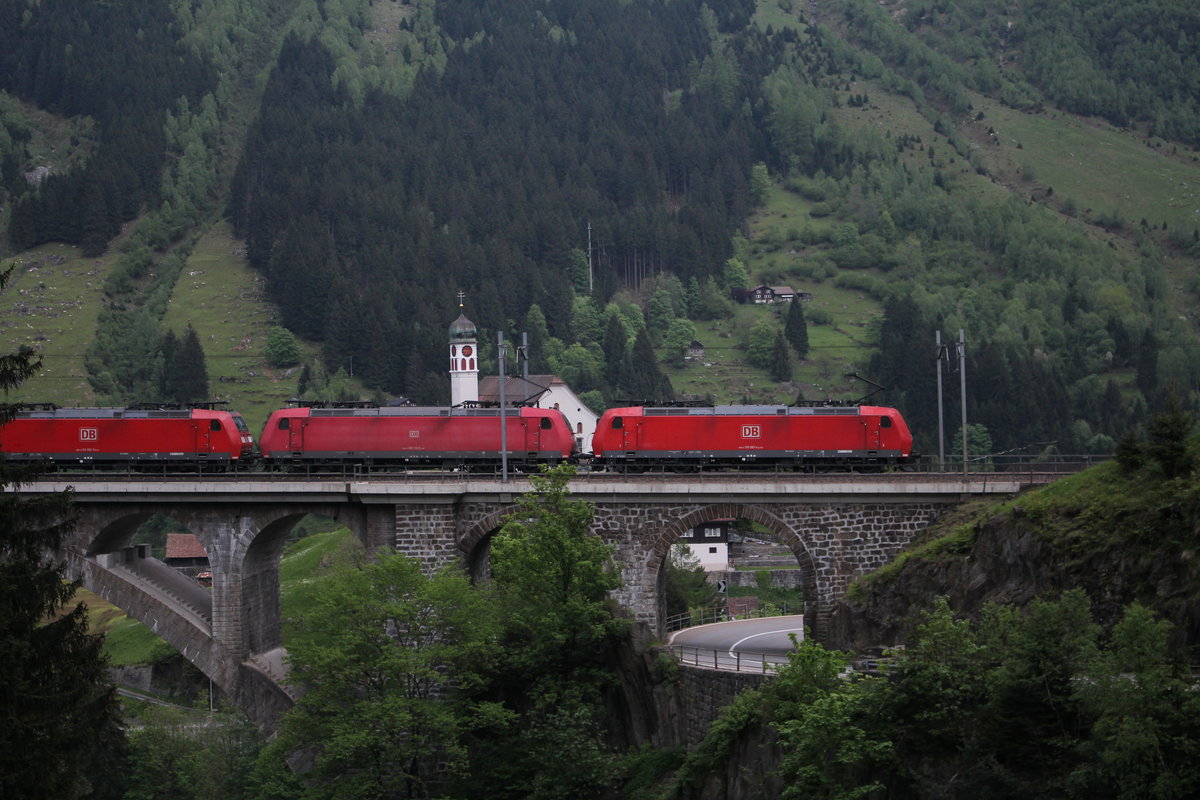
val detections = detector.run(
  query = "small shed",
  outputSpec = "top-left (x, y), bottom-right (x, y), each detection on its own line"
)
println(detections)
top-left (687, 340), bottom-right (706, 360)
top-left (164, 533), bottom-right (209, 577)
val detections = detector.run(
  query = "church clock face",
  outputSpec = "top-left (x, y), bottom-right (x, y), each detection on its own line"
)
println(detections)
top-left (461, 345), bottom-right (473, 357)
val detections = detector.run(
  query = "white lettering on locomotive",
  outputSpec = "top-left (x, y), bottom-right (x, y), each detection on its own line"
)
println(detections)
top-left (80, 428), bottom-right (99, 441)
top-left (741, 425), bottom-right (761, 439)
top-left (409, 430), bottom-right (420, 438)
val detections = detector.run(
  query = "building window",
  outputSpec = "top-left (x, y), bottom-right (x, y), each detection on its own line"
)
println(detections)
top-left (708, 547), bottom-right (718, 554)
top-left (704, 527), bottom-right (721, 538)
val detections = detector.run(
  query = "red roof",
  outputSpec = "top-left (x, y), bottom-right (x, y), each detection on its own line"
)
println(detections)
top-left (165, 533), bottom-right (208, 560)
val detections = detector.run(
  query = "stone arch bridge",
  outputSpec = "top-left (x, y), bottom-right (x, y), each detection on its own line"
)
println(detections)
top-left (15, 472), bottom-right (1036, 732)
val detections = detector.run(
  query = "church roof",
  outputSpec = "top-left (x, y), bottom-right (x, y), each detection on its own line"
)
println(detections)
top-left (477, 375), bottom-right (557, 404)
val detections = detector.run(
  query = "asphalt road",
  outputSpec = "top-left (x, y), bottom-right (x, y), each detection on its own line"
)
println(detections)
top-left (667, 614), bottom-right (805, 672)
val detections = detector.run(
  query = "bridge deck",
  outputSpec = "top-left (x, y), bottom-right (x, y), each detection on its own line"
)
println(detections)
top-left (16, 471), bottom-right (1045, 504)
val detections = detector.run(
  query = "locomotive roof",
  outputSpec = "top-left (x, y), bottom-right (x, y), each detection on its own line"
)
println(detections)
top-left (300, 405), bottom-right (551, 418)
top-left (639, 404), bottom-right (868, 416)
top-left (16, 406), bottom-right (216, 419)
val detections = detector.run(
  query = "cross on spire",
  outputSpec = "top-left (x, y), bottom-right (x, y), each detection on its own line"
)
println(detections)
top-left (457, 290), bottom-right (465, 308)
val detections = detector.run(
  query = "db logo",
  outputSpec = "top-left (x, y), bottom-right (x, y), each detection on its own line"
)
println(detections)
top-left (409, 430), bottom-right (420, 438)
top-left (741, 425), bottom-right (761, 439)
top-left (80, 428), bottom-right (99, 441)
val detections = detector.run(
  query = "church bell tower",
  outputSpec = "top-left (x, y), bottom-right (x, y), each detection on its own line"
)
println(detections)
top-left (448, 293), bottom-right (479, 406)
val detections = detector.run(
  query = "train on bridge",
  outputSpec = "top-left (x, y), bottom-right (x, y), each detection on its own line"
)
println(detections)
top-left (0, 400), bottom-right (915, 473)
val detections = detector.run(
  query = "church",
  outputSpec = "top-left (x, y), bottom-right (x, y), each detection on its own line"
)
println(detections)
top-left (448, 302), bottom-right (599, 453)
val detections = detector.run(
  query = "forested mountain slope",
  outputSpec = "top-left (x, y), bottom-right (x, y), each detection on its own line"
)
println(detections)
top-left (0, 0), bottom-right (1197, 455)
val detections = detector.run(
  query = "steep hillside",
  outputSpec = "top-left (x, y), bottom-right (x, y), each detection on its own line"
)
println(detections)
top-left (0, 0), bottom-right (1197, 457)
top-left (829, 434), bottom-right (1200, 655)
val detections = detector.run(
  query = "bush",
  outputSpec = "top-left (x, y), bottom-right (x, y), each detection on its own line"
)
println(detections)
top-left (264, 328), bottom-right (301, 368)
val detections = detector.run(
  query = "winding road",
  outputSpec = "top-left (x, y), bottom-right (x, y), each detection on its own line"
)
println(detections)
top-left (667, 614), bottom-right (805, 672)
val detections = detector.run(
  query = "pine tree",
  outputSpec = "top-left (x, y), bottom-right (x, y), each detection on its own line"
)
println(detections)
top-left (0, 266), bottom-right (129, 799)
top-left (602, 313), bottom-right (628, 391)
top-left (170, 324), bottom-right (209, 403)
top-left (784, 297), bottom-right (810, 358)
top-left (158, 328), bottom-right (179, 400)
top-left (624, 327), bottom-right (673, 402)
top-left (1136, 329), bottom-right (1159, 403)
top-left (770, 331), bottom-right (792, 382)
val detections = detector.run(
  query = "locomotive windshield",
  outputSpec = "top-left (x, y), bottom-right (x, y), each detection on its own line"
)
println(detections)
top-left (232, 415), bottom-right (250, 432)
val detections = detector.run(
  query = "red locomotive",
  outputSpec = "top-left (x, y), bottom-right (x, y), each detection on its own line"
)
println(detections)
top-left (0, 403), bottom-right (255, 468)
top-left (258, 402), bottom-right (576, 469)
top-left (590, 403), bottom-right (915, 470)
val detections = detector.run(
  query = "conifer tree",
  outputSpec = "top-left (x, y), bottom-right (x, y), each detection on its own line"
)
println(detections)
top-left (601, 313), bottom-right (628, 391)
top-left (784, 297), bottom-right (809, 358)
top-left (158, 328), bottom-right (179, 400)
top-left (0, 266), bottom-right (128, 799)
top-left (770, 331), bottom-right (792, 382)
top-left (165, 324), bottom-right (209, 404)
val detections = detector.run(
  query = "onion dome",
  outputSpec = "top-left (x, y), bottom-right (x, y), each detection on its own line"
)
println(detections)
top-left (449, 313), bottom-right (476, 342)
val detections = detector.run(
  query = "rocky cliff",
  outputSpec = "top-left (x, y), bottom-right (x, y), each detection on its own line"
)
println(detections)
top-left (827, 461), bottom-right (1200, 656)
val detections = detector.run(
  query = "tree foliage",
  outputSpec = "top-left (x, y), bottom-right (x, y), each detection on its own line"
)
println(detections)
top-left (0, 266), bottom-right (128, 800)
top-left (262, 548), bottom-right (507, 800)
top-left (680, 591), bottom-right (1200, 799)
top-left (466, 464), bottom-right (628, 799)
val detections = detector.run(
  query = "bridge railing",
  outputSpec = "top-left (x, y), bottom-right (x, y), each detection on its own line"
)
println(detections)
top-left (667, 644), bottom-right (789, 674)
top-left (18, 453), bottom-right (1109, 480)
top-left (911, 453), bottom-right (1109, 476)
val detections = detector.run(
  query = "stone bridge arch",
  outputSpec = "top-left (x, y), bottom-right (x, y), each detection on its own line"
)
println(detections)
top-left (63, 500), bottom-right (387, 733)
top-left (643, 503), bottom-right (820, 633)
top-left (651, 502), bottom-right (819, 623)
top-left (457, 505), bottom-right (513, 580)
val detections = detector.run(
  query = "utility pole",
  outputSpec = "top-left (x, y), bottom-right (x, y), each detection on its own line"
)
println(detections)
top-left (521, 331), bottom-right (530, 400)
top-left (958, 329), bottom-right (968, 478)
top-left (587, 220), bottom-right (593, 295)
top-left (936, 330), bottom-right (946, 468)
top-left (498, 332), bottom-right (508, 483)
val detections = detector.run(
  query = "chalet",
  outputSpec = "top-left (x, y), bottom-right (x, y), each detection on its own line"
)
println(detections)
top-left (477, 374), bottom-right (599, 453)
top-left (687, 340), bottom-right (705, 360)
top-left (749, 284), bottom-right (800, 303)
top-left (677, 518), bottom-right (731, 571)
top-left (164, 533), bottom-right (208, 578)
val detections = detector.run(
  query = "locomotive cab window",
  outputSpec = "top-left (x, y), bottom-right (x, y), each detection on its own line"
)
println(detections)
top-left (278, 418), bottom-right (290, 430)
top-left (880, 417), bottom-right (892, 428)
top-left (541, 417), bottom-right (552, 430)
top-left (611, 417), bottom-right (623, 429)
top-left (210, 420), bottom-right (222, 432)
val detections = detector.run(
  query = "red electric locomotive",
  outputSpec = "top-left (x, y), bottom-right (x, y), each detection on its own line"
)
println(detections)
top-left (258, 402), bottom-right (576, 470)
top-left (591, 403), bottom-right (915, 470)
top-left (0, 403), bottom-right (255, 468)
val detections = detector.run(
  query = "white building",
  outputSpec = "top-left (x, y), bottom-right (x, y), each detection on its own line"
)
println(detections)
top-left (676, 519), bottom-right (731, 571)
top-left (477, 374), bottom-right (599, 454)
